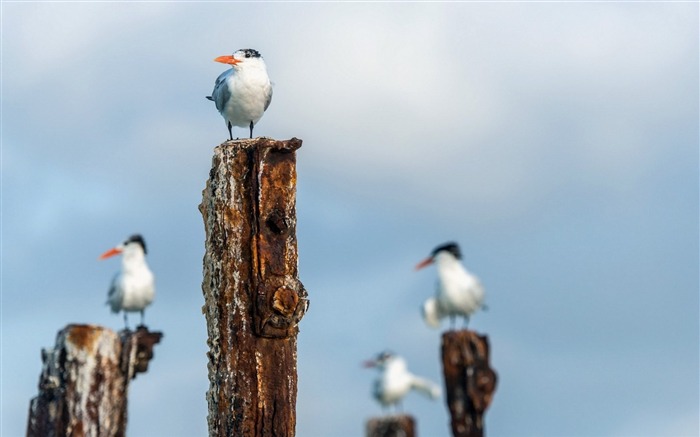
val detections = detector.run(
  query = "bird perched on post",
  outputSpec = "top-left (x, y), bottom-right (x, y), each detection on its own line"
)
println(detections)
top-left (99, 234), bottom-right (155, 329)
top-left (364, 351), bottom-right (441, 412)
top-left (206, 48), bottom-right (273, 140)
top-left (415, 242), bottom-right (486, 329)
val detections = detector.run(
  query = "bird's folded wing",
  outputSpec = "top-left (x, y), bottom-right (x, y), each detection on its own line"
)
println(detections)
top-left (210, 70), bottom-right (233, 112)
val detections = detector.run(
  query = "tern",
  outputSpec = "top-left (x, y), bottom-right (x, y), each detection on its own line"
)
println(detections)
top-left (99, 234), bottom-right (155, 329)
top-left (364, 351), bottom-right (441, 412)
top-left (415, 242), bottom-right (486, 329)
top-left (207, 48), bottom-right (273, 140)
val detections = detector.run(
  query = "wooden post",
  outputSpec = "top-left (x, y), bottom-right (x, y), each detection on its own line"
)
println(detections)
top-left (441, 330), bottom-right (497, 437)
top-left (366, 415), bottom-right (416, 437)
top-left (199, 138), bottom-right (309, 437)
top-left (27, 324), bottom-right (163, 437)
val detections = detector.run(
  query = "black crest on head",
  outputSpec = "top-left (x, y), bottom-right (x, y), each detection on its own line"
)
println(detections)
top-left (239, 48), bottom-right (261, 59)
top-left (432, 242), bottom-right (461, 260)
top-left (377, 350), bottom-right (394, 362)
top-left (126, 234), bottom-right (147, 254)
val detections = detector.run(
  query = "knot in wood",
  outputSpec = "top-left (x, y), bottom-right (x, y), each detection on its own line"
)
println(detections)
top-left (265, 209), bottom-right (288, 235)
top-left (272, 287), bottom-right (299, 317)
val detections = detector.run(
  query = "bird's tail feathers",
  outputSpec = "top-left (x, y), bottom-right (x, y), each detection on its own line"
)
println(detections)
top-left (422, 298), bottom-right (442, 328)
top-left (412, 377), bottom-right (441, 400)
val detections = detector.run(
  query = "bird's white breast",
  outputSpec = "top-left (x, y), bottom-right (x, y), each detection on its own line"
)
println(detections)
top-left (374, 359), bottom-right (412, 406)
top-left (111, 267), bottom-right (155, 312)
top-left (222, 66), bottom-right (272, 128)
top-left (436, 261), bottom-right (484, 317)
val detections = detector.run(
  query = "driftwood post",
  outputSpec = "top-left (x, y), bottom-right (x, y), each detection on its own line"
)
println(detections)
top-left (441, 330), bottom-right (497, 437)
top-left (27, 324), bottom-right (163, 437)
top-left (200, 138), bottom-right (309, 436)
top-left (366, 415), bottom-right (416, 437)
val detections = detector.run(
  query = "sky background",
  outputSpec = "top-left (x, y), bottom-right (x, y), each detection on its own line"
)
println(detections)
top-left (2, 2), bottom-right (698, 437)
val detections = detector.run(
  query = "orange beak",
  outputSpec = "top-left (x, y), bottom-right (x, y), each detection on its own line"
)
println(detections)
top-left (99, 247), bottom-right (122, 260)
top-left (414, 257), bottom-right (434, 271)
top-left (214, 55), bottom-right (240, 65)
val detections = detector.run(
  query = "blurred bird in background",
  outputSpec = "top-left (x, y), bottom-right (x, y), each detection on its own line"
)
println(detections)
top-left (207, 48), bottom-right (273, 140)
top-left (415, 242), bottom-right (486, 329)
top-left (364, 350), bottom-right (441, 412)
top-left (99, 234), bottom-right (155, 329)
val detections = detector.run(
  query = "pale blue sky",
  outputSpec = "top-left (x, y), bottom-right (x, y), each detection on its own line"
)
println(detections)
top-left (2, 3), bottom-right (698, 436)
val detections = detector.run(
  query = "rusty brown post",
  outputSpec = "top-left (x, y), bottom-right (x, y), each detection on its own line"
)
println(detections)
top-left (27, 324), bottom-right (163, 437)
top-left (366, 415), bottom-right (416, 437)
top-left (441, 330), bottom-right (497, 437)
top-left (199, 138), bottom-right (309, 437)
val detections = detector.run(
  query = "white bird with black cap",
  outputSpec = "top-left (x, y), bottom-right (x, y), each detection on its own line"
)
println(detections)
top-left (207, 48), bottom-right (273, 140)
top-left (99, 234), bottom-right (155, 329)
top-left (364, 351), bottom-right (441, 412)
top-left (415, 242), bottom-right (486, 329)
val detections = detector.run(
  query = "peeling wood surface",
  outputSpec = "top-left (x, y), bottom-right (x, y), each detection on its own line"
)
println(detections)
top-left (366, 415), bottom-right (416, 437)
top-left (441, 330), bottom-right (497, 437)
top-left (200, 137), bottom-right (309, 437)
top-left (26, 324), bottom-right (163, 437)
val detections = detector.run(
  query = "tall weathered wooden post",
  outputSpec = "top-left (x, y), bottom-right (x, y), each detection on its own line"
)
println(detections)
top-left (27, 324), bottom-right (163, 437)
top-left (200, 138), bottom-right (309, 436)
top-left (441, 330), bottom-right (497, 437)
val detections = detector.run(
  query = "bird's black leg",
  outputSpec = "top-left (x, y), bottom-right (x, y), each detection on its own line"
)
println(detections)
top-left (123, 312), bottom-right (130, 331)
top-left (462, 316), bottom-right (470, 329)
top-left (140, 310), bottom-right (145, 327)
top-left (227, 121), bottom-right (233, 141)
top-left (249, 121), bottom-right (254, 139)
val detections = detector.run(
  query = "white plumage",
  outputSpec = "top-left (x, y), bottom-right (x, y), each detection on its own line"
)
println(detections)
top-left (207, 48), bottom-right (273, 140)
top-left (364, 351), bottom-right (441, 411)
top-left (416, 242), bottom-right (485, 329)
top-left (99, 234), bottom-right (155, 329)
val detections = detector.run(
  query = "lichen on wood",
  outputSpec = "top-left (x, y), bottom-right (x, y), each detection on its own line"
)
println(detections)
top-left (200, 137), bottom-right (309, 437)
